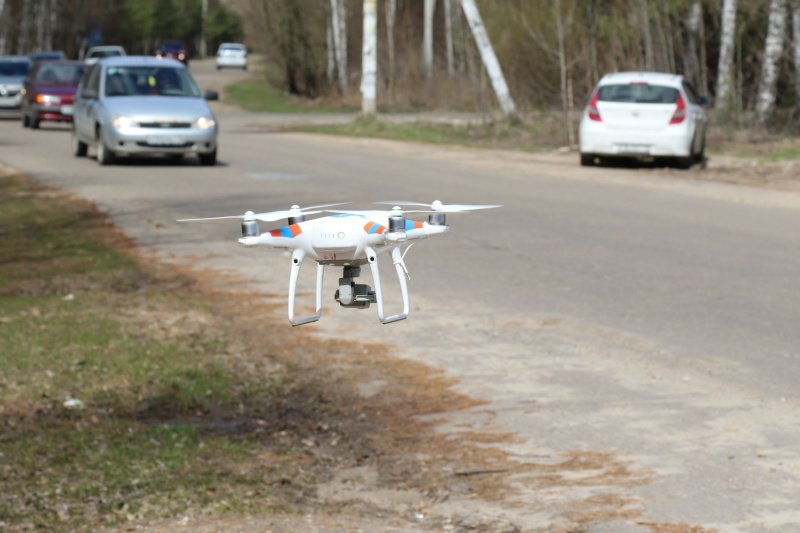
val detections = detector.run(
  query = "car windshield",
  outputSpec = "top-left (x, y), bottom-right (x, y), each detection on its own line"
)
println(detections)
top-left (89, 50), bottom-right (122, 59)
top-left (104, 66), bottom-right (201, 97)
top-left (160, 42), bottom-right (183, 51)
top-left (0, 61), bottom-right (30, 76)
top-left (598, 84), bottom-right (679, 104)
top-left (36, 63), bottom-right (86, 84)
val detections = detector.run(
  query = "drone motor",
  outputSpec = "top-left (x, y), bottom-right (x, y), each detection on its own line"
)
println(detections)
top-left (241, 219), bottom-right (260, 237)
top-left (428, 213), bottom-right (446, 226)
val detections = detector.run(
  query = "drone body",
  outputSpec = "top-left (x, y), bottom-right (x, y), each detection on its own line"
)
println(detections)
top-left (180, 201), bottom-right (499, 326)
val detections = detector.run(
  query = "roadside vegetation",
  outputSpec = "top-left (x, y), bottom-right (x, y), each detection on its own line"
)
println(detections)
top-left (0, 169), bottom-right (373, 532)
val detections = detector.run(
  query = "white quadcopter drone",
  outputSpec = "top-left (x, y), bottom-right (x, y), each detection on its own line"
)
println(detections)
top-left (179, 200), bottom-right (500, 326)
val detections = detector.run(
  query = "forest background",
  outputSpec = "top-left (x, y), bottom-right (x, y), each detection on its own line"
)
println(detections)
top-left (1, 0), bottom-right (799, 138)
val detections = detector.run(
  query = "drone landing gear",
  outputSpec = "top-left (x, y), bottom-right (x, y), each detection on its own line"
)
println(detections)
top-left (286, 246), bottom-right (410, 326)
top-left (335, 266), bottom-right (376, 309)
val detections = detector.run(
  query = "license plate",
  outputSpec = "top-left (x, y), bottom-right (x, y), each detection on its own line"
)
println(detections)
top-left (146, 135), bottom-right (185, 146)
top-left (616, 144), bottom-right (650, 154)
top-left (61, 105), bottom-right (73, 115)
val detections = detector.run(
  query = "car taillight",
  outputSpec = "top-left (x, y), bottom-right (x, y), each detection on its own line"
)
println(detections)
top-left (669, 94), bottom-right (686, 124)
top-left (587, 91), bottom-right (601, 122)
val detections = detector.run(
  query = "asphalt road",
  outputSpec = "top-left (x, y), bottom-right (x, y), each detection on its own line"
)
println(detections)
top-left (4, 59), bottom-right (800, 532)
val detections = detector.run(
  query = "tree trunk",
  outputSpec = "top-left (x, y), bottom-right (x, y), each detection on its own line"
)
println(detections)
top-left (444, 0), bottom-right (454, 76)
top-left (716, 0), bottom-right (737, 113)
top-left (385, 0), bottom-right (396, 89)
top-left (756, 0), bottom-right (787, 123)
top-left (0, 0), bottom-right (8, 54)
top-left (330, 0), bottom-right (348, 95)
top-left (423, 0), bottom-right (436, 79)
top-left (792, 1), bottom-right (800, 101)
top-left (685, 1), bottom-right (702, 88)
top-left (459, 0), bottom-right (516, 117)
top-left (361, 0), bottom-right (377, 115)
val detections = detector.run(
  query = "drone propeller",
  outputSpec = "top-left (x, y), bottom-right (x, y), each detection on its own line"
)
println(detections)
top-left (375, 200), bottom-right (502, 213)
top-left (325, 206), bottom-right (431, 218)
top-left (178, 203), bottom-right (349, 223)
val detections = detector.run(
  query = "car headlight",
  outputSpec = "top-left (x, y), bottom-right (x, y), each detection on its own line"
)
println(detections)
top-left (36, 94), bottom-right (62, 104)
top-left (112, 115), bottom-right (137, 128)
top-left (195, 116), bottom-right (216, 130)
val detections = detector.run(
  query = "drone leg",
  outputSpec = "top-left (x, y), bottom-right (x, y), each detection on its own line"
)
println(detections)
top-left (287, 249), bottom-right (324, 326)
top-left (367, 245), bottom-right (409, 324)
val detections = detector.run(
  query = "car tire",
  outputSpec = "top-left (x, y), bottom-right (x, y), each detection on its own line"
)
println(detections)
top-left (580, 153), bottom-right (595, 167)
top-left (30, 117), bottom-right (40, 129)
top-left (21, 112), bottom-right (29, 128)
top-left (96, 130), bottom-right (115, 165)
top-left (199, 149), bottom-right (217, 166)
top-left (694, 139), bottom-right (706, 165)
top-left (71, 129), bottom-right (88, 157)
top-left (674, 155), bottom-right (693, 170)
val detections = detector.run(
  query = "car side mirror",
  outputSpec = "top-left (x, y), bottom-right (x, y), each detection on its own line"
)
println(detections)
top-left (698, 96), bottom-right (711, 107)
top-left (204, 90), bottom-right (219, 101)
top-left (81, 88), bottom-right (97, 99)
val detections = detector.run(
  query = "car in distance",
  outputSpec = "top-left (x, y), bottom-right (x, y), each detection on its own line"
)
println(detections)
top-left (21, 60), bottom-right (87, 128)
top-left (0, 56), bottom-right (31, 116)
top-left (215, 43), bottom-right (247, 70)
top-left (579, 71), bottom-right (709, 169)
top-left (28, 50), bottom-right (67, 67)
top-left (156, 41), bottom-right (189, 65)
top-left (84, 45), bottom-right (126, 65)
top-left (71, 56), bottom-right (218, 166)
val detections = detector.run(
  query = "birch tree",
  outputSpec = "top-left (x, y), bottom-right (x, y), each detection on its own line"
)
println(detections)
top-left (791, 1), bottom-right (800, 101)
top-left (361, 0), bottom-right (377, 115)
top-left (716, 0), bottom-right (737, 113)
top-left (385, 0), bottom-right (396, 89)
top-left (0, 0), bottom-right (8, 54)
top-left (422, 0), bottom-right (436, 79)
top-left (459, 0), bottom-right (516, 117)
top-left (330, 0), bottom-right (348, 95)
top-left (756, 0), bottom-right (788, 123)
top-left (444, 0), bottom-right (454, 76)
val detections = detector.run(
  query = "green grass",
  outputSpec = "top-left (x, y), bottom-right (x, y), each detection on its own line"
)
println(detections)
top-left (224, 77), bottom-right (356, 114)
top-left (299, 115), bottom-right (566, 152)
top-left (0, 172), bottom-right (344, 531)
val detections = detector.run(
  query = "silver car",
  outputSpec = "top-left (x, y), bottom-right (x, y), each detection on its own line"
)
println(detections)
top-left (0, 56), bottom-right (31, 114)
top-left (71, 56), bottom-right (218, 165)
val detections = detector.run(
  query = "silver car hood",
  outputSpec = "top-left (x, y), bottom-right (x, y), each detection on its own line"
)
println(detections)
top-left (104, 96), bottom-right (214, 120)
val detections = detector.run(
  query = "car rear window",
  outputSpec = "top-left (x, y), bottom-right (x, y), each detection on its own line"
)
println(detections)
top-left (598, 84), bottom-right (679, 104)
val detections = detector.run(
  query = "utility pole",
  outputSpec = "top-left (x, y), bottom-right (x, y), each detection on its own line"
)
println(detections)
top-left (361, 0), bottom-right (377, 116)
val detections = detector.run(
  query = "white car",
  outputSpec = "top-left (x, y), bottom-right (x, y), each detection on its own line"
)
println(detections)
top-left (579, 72), bottom-right (709, 169)
top-left (216, 43), bottom-right (247, 70)
top-left (84, 45), bottom-right (126, 65)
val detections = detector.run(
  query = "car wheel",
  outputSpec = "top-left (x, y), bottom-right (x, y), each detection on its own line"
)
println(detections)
top-left (30, 117), bottom-right (40, 129)
top-left (199, 149), bottom-right (217, 166)
top-left (694, 139), bottom-right (706, 165)
top-left (21, 111), bottom-right (29, 128)
top-left (674, 155), bottom-right (693, 170)
top-left (71, 129), bottom-right (88, 157)
top-left (96, 130), bottom-right (115, 165)
top-left (580, 153), bottom-right (595, 167)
